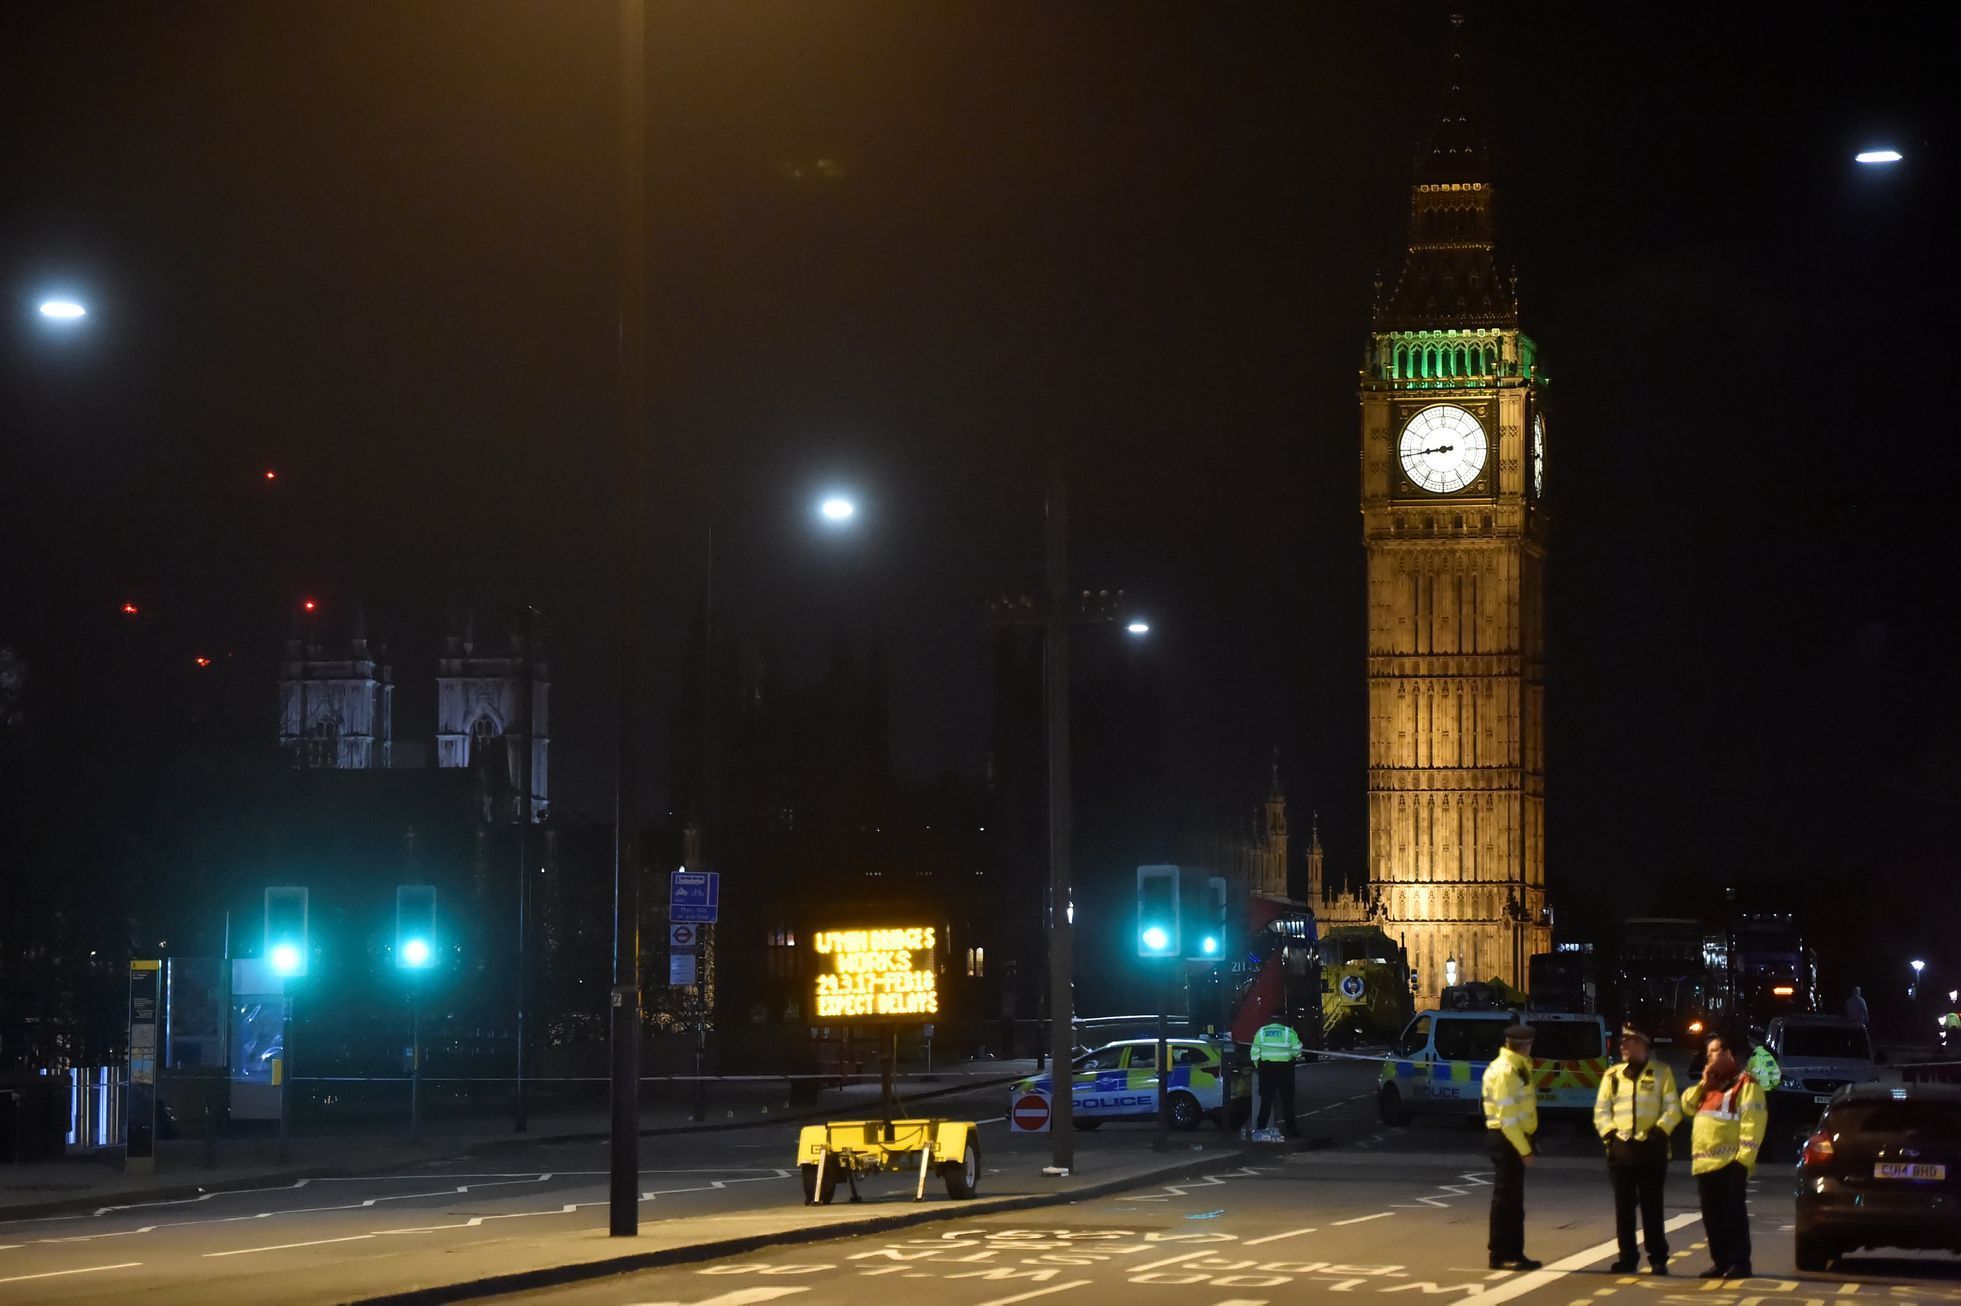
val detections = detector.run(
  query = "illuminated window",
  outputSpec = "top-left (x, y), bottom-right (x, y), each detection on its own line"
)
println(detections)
top-left (965, 945), bottom-right (985, 978)
top-left (767, 925), bottom-right (797, 978)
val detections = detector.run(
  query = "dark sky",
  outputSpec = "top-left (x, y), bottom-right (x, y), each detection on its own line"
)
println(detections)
top-left (5, 3), bottom-right (1955, 963)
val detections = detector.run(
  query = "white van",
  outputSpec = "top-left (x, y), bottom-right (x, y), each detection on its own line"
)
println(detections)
top-left (1379, 1009), bottom-right (1609, 1125)
top-left (1764, 1016), bottom-right (1878, 1106)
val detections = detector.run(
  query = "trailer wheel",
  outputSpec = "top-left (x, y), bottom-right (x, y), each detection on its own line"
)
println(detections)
top-left (1378, 1083), bottom-right (1413, 1126)
top-left (800, 1162), bottom-right (839, 1205)
top-left (941, 1137), bottom-right (981, 1199)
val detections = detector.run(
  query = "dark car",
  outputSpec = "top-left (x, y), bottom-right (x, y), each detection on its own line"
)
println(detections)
top-left (1795, 1083), bottom-right (1961, 1271)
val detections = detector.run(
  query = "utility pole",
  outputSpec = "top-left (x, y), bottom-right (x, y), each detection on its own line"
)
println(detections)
top-left (609, 0), bottom-right (647, 1239)
top-left (1043, 468), bottom-right (1075, 1175)
top-left (515, 605), bottom-right (537, 1133)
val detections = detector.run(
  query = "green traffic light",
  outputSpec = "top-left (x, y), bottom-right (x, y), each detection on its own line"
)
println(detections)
top-left (1201, 935), bottom-right (1220, 955)
top-left (1141, 925), bottom-right (1170, 953)
top-left (270, 941), bottom-right (303, 976)
top-left (402, 937), bottom-right (432, 968)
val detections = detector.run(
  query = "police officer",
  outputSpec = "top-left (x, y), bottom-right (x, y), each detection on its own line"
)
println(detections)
top-left (1682, 1029), bottom-right (1767, 1280)
top-left (1482, 1022), bottom-right (1541, 1271)
top-left (1593, 1025), bottom-right (1681, 1274)
top-left (1250, 1016), bottom-right (1304, 1138)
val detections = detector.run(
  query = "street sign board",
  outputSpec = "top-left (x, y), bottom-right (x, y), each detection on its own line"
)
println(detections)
top-left (669, 870), bottom-right (720, 923)
top-left (1010, 1092), bottom-right (1051, 1133)
top-left (669, 923), bottom-right (698, 949)
top-left (809, 924), bottom-right (938, 1023)
top-left (669, 952), bottom-right (697, 986)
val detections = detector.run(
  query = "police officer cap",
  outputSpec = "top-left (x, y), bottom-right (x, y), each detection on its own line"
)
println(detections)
top-left (1619, 1024), bottom-right (1651, 1045)
top-left (1503, 1023), bottom-right (1535, 1041)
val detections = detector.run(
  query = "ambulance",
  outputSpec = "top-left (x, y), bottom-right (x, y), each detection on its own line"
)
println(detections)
top-left (1009, 1037), bottom-right (1248, 1131)
top-left (1377, 1009), bottom-right (1609, 1125)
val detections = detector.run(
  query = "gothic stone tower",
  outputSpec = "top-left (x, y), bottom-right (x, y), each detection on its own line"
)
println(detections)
top-left (278, 613), bottom-right (393, 769)
top-left (1357, 26), bottom-right (1550, 1000)
top-left (435, 615), bottom-right (550, 822)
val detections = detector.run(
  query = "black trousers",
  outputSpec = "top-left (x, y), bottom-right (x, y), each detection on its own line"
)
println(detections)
top-left (1488, 1134), bottom-right (1528, 1261)
top-left (1696, 1162), bottom-right (1751, 1272)
top-left (1607, 1134), bottom-right (1670, 1263)
top-left (1255, 1061), bottom-right (1297, 1134)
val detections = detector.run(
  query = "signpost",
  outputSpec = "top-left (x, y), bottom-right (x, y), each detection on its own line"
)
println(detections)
top-left (668, 874), bottom-right (716, 1121)
top-left (126, 960), bottom-right (161, 1173)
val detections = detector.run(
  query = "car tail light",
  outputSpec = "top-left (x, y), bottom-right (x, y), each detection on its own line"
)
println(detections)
top-left (1772, 985), bottom-right (1795, 997)
top-left (1801, 1131), bottom-right (1835, 1168)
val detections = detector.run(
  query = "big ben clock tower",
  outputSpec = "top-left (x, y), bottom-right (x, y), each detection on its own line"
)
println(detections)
top-left (1356, 21), bottom-right (1550, 1001)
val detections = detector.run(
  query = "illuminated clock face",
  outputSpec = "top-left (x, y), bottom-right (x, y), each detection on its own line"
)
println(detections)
top-left (1532, 413), bottom-right (1546, 498)
top-left (1398, 404), bottom-right (1488, 494)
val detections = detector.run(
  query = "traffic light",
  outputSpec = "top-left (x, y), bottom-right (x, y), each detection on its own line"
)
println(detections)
top-left (264, 886), bottom-right (309, 977)
top-left (396, 885), bottom-right (437, 970)
top-left (1136, 864), bottom-right (1180, 959)
top-left (1191, 874), bottom-right (1227, 959)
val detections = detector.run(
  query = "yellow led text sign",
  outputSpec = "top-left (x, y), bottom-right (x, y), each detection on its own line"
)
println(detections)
top-left (812, 926), bottom-right (938, 1020)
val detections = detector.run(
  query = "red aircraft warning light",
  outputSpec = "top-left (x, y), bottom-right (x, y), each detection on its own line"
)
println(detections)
top-left (264, 469), bottom-right (278, 481)
top-left (121, 602), bottom-right (139, 616)
top-left (302, 598), bottom-right (318, 613)
top-left (195, 656), bottom-right (213, 668)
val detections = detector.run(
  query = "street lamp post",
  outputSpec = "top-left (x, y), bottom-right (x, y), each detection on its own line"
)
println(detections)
top-left (609, 0), bottom-right (649, 1240)
top-left (1042, 470), bottom-right (1075, 1175)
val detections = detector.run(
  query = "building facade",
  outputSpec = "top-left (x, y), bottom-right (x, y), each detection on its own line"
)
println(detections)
top-left (1314, 28), bottom-right (1552, 1000)
top-left (435, 618), bottom-right (550, 823)
top-left (277, 617), bottom-right (394, 770)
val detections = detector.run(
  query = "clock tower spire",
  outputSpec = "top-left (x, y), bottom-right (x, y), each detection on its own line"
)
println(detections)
top-left (1336, 13), bottom-right (1551, 1001)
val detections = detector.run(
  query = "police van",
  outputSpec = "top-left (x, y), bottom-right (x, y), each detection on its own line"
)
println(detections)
top-left (1378, 1010), bottom-right (1609, 1126)
top-left (1010, 1038), bottom-right (1248, 1131)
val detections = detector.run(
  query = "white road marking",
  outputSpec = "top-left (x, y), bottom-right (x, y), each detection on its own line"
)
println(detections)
top-left (1133, 1166), bottom-right (1263, 1201)
top-left (1129, 1249), bottom-right (1213, 1273)
top-left (206, 1233), bottom-right (376, 1257)
top-left (1332, 1211), bottom-right (1394, 1226)
top-left (973, 1281), bottom-right (1092, 1306)
top-left (627, 1290), bottom-right (809, 1306)
top-left (0, 1260), bottom-right (143, 1284)
top-left (1392, 1171), bottom-right (1491, 1210)
top-left (1447, 1212), bottom-right (1702, 1306)
top-left (1241, 1225), bottom-right (1317, 1246)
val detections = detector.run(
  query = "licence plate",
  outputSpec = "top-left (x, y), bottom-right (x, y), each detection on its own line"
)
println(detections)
top-left (1874, 1163), bottom-right (1947, 1181)
top-left (1812, 1094), bottom-right (1831, 1104)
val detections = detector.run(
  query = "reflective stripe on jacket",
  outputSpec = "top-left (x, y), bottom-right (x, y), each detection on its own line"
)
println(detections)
top-left (1592, 1059), bottom-right (1682, 1143)
top-left (1681, 1072), bottom-right (1767, 1175)
top-left (1251, 1022), bottom-right (1303, 1063)
top-left (1481, 1046), bottom-right (1538, 1157)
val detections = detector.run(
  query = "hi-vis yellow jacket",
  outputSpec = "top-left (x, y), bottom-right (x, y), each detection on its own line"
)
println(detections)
top-left (1680, 1072), bottom-right (1768, 1175)
top-left (1481, 1045), bottom-right (1538, 1157)
top-left (1592, 1059), bottom-right (1683, 1143)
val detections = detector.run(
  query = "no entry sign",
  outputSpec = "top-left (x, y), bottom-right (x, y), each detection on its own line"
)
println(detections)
top-left (1010, 1092), bottom-right (1051, 1134)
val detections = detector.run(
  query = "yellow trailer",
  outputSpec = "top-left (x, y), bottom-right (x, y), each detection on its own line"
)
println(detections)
top-left (795, 1117), bottom-right (981, 1205)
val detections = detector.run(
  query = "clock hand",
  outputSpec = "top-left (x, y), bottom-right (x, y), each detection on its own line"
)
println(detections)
top-left (1410, 444), bottom-right (1455, 457)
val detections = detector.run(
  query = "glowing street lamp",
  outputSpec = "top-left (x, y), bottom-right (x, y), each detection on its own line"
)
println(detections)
top-left (817, 495), bottom-right (856, 524)
top-left (1854, 149), bottom-right (1903, 165)
top-left (37, 298), bottom-right (87, 321)
top-left (1125, 620), bottom-right (1150, 635)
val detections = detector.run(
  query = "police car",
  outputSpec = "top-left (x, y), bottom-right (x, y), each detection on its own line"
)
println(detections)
top-left (1010, 1038), bottom-right (1248, 1130)
top-left (1378, 1010), bottom-right (1609, 1125)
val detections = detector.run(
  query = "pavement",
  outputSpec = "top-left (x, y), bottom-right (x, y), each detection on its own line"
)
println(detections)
top-left (0, 1059), bottom-right (1039, 1220)
top-left (6, 1053), bottom-right (1961, 1305)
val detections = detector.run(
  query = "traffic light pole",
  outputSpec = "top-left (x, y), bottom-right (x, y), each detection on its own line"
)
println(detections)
top-left (609, 0), bottom-right (648, 1239)
top-left (409, 989), bottom-right (421, 1143)
top-left (277, 990), bottom-right (292, 1163)
top-left (1154, 964), bottom-right (1171, 1153)
top-left (1043, 469), bottom-right (1075, 1174)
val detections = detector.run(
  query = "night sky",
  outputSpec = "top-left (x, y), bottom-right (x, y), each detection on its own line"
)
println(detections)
top-left (5, 4), bottom-right (1955, 984)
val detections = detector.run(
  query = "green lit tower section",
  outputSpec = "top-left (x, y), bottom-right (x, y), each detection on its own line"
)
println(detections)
top-left (1355, 21), bottom-right (1550, 1002)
